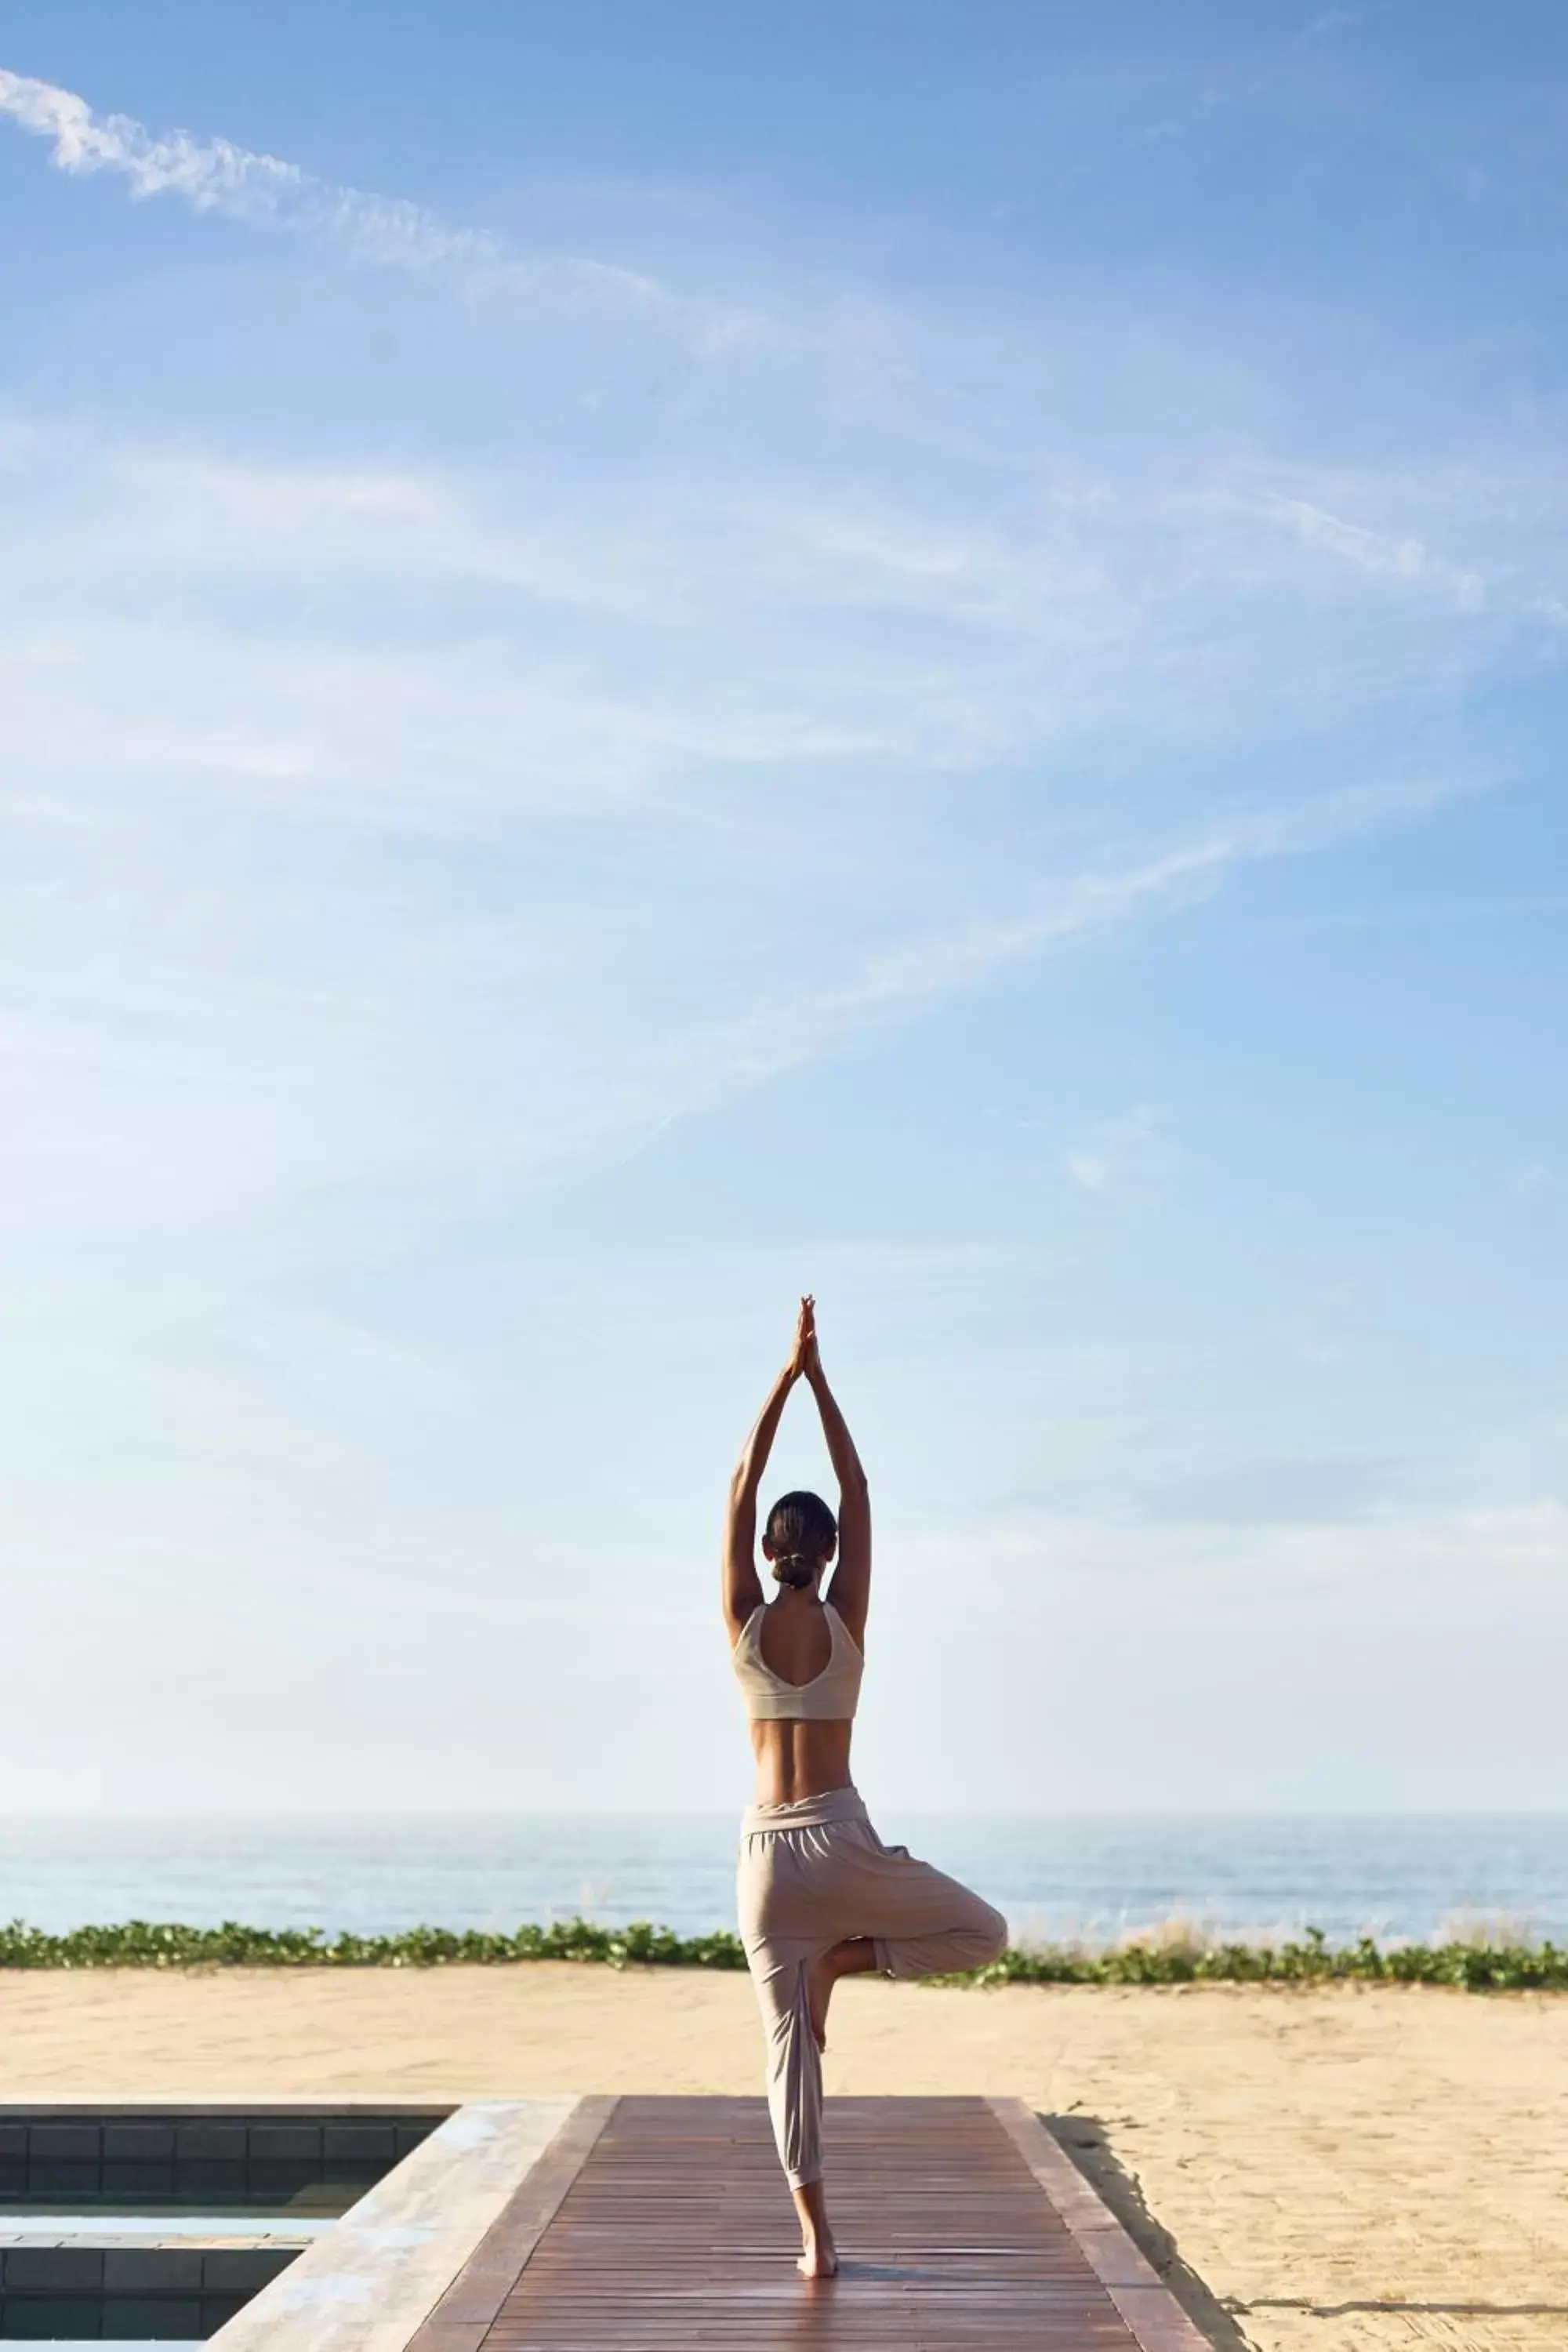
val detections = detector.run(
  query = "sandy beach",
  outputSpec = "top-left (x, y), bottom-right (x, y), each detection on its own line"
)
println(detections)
top-left (2, 1967), bottom-right (1563, 2352)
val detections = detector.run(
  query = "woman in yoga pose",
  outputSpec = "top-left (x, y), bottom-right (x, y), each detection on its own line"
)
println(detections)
top-left (724, 1296), bottom-right (1007, 2280)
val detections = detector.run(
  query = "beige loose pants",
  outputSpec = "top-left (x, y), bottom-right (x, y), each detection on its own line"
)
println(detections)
top-left (736, 1784), bottom-right (1008, 2189)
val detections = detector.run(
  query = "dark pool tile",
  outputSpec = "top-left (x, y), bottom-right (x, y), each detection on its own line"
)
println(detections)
top-left (173, 2123), bottom-right (246, 2163)
top-left (247, 2125), bottom-right (321, 2164)
top-left (4, 2249), bottom-right (104, 2292)
top-left (103, 2250), bottom-right (203, 2296)
top-left (1, 2292), bottom-right (104, 2336)
top-left (27, 2125), bottom-right (100, 2165)
top-left (245, 2160), bottom-right (318, 2199)
top-left (102, 2161), bottom-right (175, 2198)
top-left (322, 2123), bottom-right (396, 2163)
top-left (103, 2124), bottom-right (176, 2162)
top-left (201, 2249), bottom-right (296, 2296)
top-left (172, 2158), bottom-right (247, 2200)
top-left (102, 2296), bottom-right (203, 2338)
top-left (23, 2161), bottom-right (100, 2200)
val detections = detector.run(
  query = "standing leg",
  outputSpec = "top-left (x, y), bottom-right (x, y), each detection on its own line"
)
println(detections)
top-left (746, 1936), bottom-right (837, 2274)
top-left (808, 1935), bottom-right (878, 2049)
top-left (791, 2180), bottom-right (837, 2281)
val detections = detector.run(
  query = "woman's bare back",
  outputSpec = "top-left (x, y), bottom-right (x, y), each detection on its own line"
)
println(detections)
top-left (723, 1301), bottom-right (871, 1808)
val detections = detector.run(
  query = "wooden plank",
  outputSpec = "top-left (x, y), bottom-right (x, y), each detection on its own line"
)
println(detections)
top-left (404, 2097), bottom-right (615, 2352)
top-left (481, 2096), bottom-right (1152, 2347)
top-left (989, 2099), bottom-right (1214, 2352)
top-left (207, 2098), bottom-right (583, 2352)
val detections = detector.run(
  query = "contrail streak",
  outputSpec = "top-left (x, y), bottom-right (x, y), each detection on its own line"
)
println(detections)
top-left (0, 66), bottom-right (776, 349)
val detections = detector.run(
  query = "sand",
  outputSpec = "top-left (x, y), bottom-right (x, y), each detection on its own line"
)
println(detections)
top-left (3, 1967), bottom-right (1565, 2352)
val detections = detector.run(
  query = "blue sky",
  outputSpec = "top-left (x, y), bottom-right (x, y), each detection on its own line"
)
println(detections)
top-left (2, 3), bottom-right (1564, 1817)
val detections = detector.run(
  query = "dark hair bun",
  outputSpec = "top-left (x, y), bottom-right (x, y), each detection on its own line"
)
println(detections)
top-left (765, 1490), bottom-right (838, 1574)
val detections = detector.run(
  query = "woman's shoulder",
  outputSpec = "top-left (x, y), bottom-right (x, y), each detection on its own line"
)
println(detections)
top-left (823, 1599), bottom-right (866, 1657)
top-left (729, 1599), bottom-right (766, 1649)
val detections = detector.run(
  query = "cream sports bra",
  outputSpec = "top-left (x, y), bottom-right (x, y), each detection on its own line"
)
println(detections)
top-left (731, 1601), bottom-right (864, 1722)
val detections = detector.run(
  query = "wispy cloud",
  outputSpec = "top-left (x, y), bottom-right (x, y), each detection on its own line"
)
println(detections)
top-left (0, 64), bottom-right (511, 284)
top-left (1065, 1107), bottom-right (1194, 1203)
top-left (0, 74), bottom-right (1544, 1249)
top-left (636, 773), bottom-right (1483, 1130)
top-left (2, 414), bottom-right (1537, 859)
top-left (1138, 1454), bottom-right (1400, 1526)
top-left (1266, 493), bottom-right (1486, 611)
top-left (0, 66), bottom-right (779, 353)
top-left (1298, 8), bottom-right (1363, 45)
top-left (0, 733), bottom-right (1476, 1272)
top-left (914, 1497), bottom-right (1568, 1605)
top-left (1510, 1160), bottom-right (1552, 1199)
top-left (0, 67), bottom-right (307, 213)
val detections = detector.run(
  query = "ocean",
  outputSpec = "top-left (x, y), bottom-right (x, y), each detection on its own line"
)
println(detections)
top-left (1, 1814), bottom-right (1563, 1947)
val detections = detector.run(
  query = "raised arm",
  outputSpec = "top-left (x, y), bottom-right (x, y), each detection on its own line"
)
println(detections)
top-left (721, 1301), bottom-right (812, 1640)
top-left (806, 1319), bottom-right (872, 1646)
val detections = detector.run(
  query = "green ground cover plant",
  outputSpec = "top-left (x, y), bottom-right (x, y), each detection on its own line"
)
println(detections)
top-left (0, 1918), bottom-right (1562, 1987)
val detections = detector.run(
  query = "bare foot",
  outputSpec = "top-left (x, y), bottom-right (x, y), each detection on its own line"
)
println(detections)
top-left (791, 2178), bottom-right (837, 2278)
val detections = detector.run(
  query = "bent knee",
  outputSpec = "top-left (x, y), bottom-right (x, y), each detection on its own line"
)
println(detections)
top-left (965, 1905), bottom-right (1009, 1968)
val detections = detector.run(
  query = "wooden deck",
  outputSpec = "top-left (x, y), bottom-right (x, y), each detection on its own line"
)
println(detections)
top-left (410, 2096), bottom-right (1210, 2352)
